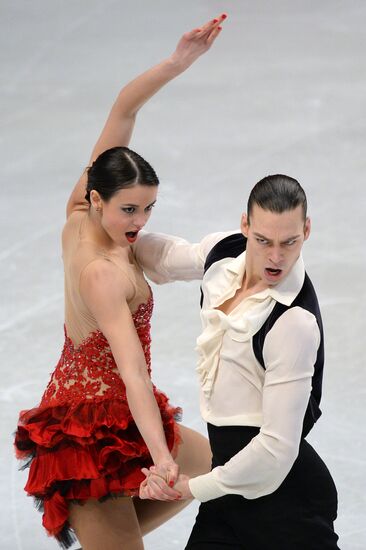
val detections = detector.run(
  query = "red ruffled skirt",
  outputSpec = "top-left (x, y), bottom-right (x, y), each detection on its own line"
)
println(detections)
top-left (15, 392), bottom-right (181, 548)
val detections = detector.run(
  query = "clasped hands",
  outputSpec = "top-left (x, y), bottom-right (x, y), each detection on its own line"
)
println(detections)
top-left (139, 463), bottom-right (193, 501)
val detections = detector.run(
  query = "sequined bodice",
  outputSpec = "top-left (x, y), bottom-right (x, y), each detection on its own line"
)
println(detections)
top-left (41, 296), bottom-right (154, 406)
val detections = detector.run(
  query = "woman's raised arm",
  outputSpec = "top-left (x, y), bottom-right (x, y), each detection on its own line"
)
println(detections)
top-left (66, 14), bottom-right (227, 216)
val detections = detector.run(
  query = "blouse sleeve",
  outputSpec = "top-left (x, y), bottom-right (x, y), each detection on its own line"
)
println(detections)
top-left (132, 230), bottom-right (236, 284)
top-left (188, 306), bottom-right (320, 502)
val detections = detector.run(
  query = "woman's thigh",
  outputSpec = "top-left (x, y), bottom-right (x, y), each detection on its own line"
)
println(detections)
top-left (133, 424), bottom-right (212, 537)
top-left (174, 424), bottom-right (212, 476)
top-left (69, 496), bottom-right (144, 550)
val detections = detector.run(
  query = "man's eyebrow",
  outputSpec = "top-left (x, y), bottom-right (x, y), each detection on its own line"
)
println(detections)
top-left (253, 232), bottom-right (301, 242)
top-left (253, 232), bottom-right (270, 240)
top-left (281, 235), bottom-right (301, 242)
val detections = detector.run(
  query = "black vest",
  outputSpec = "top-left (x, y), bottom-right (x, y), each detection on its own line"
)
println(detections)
top-left (202, 233), bottom-right (324, 438)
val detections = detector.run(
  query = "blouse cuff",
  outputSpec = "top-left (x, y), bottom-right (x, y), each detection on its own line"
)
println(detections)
top-left (188, 472), bottom-right (227, 502)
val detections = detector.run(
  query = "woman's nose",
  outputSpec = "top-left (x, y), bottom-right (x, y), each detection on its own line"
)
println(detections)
top-left (132, 212), bottom-right (149, 229)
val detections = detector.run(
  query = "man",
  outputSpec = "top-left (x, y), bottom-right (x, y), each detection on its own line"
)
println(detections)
top-left (138, 175), bottom-right (340, 550)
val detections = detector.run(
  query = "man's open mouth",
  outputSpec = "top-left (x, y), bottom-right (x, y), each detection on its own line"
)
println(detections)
top-left (265, 268), bottom-right (282, 277)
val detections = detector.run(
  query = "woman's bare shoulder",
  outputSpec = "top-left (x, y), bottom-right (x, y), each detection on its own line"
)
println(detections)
top-left (81, 257), bottom-right (135, 304)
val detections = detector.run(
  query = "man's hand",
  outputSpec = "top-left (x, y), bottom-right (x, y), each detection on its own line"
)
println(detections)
top-left (171, 474), bottom-right (193, 500)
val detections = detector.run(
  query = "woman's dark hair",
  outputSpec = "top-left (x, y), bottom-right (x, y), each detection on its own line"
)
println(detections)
top-left (85, 146), bottom-right (159, 203)
top-left (247, 174), bottom-right (307, 222)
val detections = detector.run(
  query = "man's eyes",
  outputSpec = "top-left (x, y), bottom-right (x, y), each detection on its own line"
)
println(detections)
top-left (255, 238), bottom-right (297, 246)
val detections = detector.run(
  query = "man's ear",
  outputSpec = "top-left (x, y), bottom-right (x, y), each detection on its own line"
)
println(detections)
top-left (241, 212), bottom-right (249, 237)
top-left (304, 217), bottom-right (311, 241)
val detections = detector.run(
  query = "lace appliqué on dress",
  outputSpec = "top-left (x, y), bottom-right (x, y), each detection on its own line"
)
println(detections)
top-left (42, 297), bottom-right (153, 405)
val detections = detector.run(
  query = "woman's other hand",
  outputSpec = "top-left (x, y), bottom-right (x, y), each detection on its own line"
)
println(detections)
top-left (139, 467), bottom-right (181, 501)
top-left (151, 458), bottom-right (179, 487)
top-left (169, 13), bottom-right (227, 71)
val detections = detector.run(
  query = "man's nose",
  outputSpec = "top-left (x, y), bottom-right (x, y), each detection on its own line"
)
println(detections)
top-left (268, 247), bottom-right (283, 266)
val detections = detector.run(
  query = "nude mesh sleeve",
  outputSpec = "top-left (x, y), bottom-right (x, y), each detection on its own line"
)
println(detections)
top-left (133, 231), bottom-right (236, 284)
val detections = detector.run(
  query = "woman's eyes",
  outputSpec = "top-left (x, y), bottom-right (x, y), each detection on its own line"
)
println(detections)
top-left (122, 204), bottom-right (155, 214)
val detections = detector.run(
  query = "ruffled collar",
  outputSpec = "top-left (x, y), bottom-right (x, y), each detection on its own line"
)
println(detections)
top-left (204, 251), bottom-right (305, 309)
top-left (196, 252), bottom-right (305, 398)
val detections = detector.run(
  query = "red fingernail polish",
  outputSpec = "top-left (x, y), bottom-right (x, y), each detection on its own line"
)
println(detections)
top-left (169, 481), bottom-right (174, 488)
top-left (221, 13), bottom-right (227, 19)
top-left (218, 26), bottom-right (222, 31)
top-left (213, 19), bottom-right (218, 23)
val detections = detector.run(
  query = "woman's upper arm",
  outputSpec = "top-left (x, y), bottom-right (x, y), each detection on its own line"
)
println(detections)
top-left (80, 260), bottom-right (148, 380)
top-left (66, 111), bottom-right (135, 218)
top-left (66, 170), bottom-right (89, 217)
top-left (89, 111), bottom-right (135, 165)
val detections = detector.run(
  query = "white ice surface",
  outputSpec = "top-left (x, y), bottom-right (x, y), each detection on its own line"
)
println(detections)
top-left (1, 1), bottom-right (366, 549)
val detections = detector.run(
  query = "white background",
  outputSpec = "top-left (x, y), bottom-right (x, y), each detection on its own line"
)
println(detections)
top-left (1, 1), bottom-right (365, 548)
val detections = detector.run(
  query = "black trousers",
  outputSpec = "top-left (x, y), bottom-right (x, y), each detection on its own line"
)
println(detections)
top-left (185, 424), bottom-right (340, 550)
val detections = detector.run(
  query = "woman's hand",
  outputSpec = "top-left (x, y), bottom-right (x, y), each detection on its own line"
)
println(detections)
top-left (139, 468), bottom-right (181, 501)
top-left (67, 12), bottom-right (227, 217)
top-left (151, 458), bottom-right (179, 487)
top-left (139, 468), bottom-right (193, 501)
top-left (169, 13), bottom-right (227, 71)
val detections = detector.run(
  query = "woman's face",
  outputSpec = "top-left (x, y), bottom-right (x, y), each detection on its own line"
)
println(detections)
top-left (94, 184), bottom-right (158, 247)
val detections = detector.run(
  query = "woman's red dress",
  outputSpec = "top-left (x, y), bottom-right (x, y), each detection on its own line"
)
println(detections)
top-left (14, 294), bottom-right (181, 548)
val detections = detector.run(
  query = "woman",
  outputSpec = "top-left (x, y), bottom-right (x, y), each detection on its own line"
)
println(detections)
top-left (14, 14), bottom-right (227, 550)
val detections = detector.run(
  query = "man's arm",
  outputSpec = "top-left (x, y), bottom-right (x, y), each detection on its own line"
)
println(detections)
top-left (188, 306), bottom-right (320, 501)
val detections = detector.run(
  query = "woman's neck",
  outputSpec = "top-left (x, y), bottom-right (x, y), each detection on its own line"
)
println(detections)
top-left (84, 209), bottom-right (112, 249)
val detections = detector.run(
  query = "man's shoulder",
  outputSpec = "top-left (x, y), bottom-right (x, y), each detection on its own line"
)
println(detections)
top-left (293, 272), bottom-right (321, 317)
top-left (204, 233), bottom-right (246, 273)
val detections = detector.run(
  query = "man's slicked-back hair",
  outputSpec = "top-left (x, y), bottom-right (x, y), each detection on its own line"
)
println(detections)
top-left (247, 174), bottom-right (307, 222)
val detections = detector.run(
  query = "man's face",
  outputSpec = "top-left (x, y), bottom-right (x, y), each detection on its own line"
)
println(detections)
top-left (241, 204), bottom-right (311, 286)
